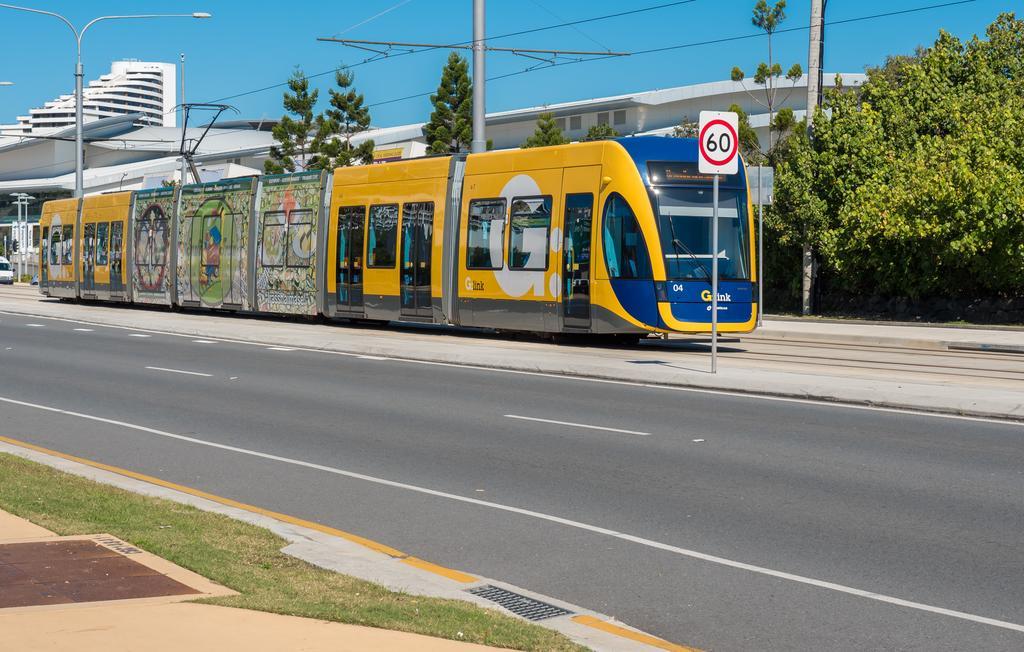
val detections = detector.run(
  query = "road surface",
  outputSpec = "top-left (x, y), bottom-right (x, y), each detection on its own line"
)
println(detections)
top-left (0, 312), bottom-right (1022, 650)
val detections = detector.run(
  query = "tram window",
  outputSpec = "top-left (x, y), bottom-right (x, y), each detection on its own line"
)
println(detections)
top-left (82, 223), bottom-right (95, 264)
top-left (286, 210), bottom-right (315, 268)
top-left (49, 228), bottom-right (61, 265)
top-left (466, 199), bottom-right (506, 270)
top-left (602, 193), bottom-right (652, 280)
top-left (367, 204), bottom-right (399, 268)
top-left (508, 196), bottom-right (551, 270)
top-left (96, 222), bottom-right (109, 266)
top-left (261, 211), bottom-right (286, 267)
top-left (61, 225), bottom-right (73, 264)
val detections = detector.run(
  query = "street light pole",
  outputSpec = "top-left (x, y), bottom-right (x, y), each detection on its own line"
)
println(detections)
top-left (470, 0), bottom-right (486, 154)
top-left (0, 5), bottom-right (211, 199)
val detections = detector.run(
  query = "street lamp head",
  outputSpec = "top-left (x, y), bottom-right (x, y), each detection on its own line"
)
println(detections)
top-left (192, 12), bottom-right (211, 18)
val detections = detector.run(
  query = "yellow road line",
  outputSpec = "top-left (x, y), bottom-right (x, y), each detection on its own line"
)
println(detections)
top-left (402, 556), bottom-right (477, 583)
top-left (0, 435), bottom-right (477, 583)
top-left (572, 615), bottom-right (702, 652)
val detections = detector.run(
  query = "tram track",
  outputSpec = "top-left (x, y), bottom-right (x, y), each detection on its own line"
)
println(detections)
top-left (638, 336), bottom-right (1024, 383)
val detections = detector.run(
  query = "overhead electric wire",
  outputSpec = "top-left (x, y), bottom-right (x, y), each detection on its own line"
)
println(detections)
top-left (204, 0), bottom-right (699, 103)
top-left (6, 0), bottom-right (978, 149)
top-left (333, 0), bottom-right (416, 37)
top-left (365, 0), bottom-right (978, 109)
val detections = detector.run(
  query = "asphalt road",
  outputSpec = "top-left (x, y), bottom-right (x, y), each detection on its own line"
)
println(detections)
top-left (1, 312), bottom-right (1022, 651)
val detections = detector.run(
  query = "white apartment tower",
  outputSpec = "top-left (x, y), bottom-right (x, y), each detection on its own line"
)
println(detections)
top-left (2, 61), bottom-right (176, 135)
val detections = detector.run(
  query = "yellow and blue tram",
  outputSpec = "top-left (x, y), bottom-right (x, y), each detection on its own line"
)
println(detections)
top-left (38, 137), bottom-right (757, 338)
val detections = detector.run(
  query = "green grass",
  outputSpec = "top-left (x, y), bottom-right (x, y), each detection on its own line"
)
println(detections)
top-left (0, 453), bottom-right (586, 651)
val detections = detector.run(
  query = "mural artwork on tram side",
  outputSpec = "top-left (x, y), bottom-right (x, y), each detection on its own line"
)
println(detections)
top-left (177, 178), bottom-right (256, 308)
top-left (131, 186), bottom-right (175, 304)
top-left (255, 171), bottom-right (323, 315)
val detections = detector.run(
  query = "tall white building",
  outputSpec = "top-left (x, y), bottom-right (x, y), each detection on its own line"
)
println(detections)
top-left (1, 61), bottom-right (176, 136)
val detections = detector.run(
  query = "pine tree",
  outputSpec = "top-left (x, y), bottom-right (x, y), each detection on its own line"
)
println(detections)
top-left (265, 67), bottom-right (320, 174)
top-left (423, 52), bottom-right (473, 155)
top-left (583, 123), bottom-right (619, 141)
top-left (521, 112), bottom-right (569, 148)
top-left (310, 68), bottom-right (375, 169)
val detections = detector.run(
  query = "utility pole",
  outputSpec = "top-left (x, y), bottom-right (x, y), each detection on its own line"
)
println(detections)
top-left (471, 0), bottom-right (486, 154)
top-left (802, 0), bottom-right (826, 316)
top-left (805, 0), bottom-right (826, 132)
top-left (180, 53), bottom-right (188, 185)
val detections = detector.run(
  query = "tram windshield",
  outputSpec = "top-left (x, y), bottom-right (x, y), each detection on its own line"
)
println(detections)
top-left (652, 186), bottom-right (749, 280)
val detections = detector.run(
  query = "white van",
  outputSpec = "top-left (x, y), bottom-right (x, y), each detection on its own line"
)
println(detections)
top-left (0, 256), bottom-right (14, 284)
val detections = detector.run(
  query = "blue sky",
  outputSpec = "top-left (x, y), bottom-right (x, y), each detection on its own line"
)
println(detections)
top-left (0, 0), bottom-right (1013, 128)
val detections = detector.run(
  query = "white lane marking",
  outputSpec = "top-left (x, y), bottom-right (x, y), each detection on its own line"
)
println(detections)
top-left (73, 328), bottom-right (94, 332)
top-left (1, 393), bottom-right (1022, 635)
top-left (25, 323), bottom-right (44, 327)
top-left (358, 355), bottom-right (388, 360)
top-left (2, 310), bottom-right (1022, 428)
top-left (144, 366), bottom-right (212, 378)
top-left (192, 339), bottom-right (215, 344)
top-left (128, 333), bottom-right (151, 338)
top-left (266, 347), bottom-right (295, 351)
top-left (505, 414), bottom-right (650, 436)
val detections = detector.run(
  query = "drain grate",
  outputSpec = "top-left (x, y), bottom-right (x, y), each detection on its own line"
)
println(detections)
top-left (467, 584), bottom-right (573, 621)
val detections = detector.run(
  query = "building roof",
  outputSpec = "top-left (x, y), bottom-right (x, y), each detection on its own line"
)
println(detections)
top-left (484, 73), bottom-right (865, 125)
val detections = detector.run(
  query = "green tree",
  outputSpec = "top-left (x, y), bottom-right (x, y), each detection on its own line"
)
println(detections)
top-left (730, 0), bottom-right (803, 155)
top-left (521, 112), bottom-right (569, 148)
top-left (766, 12), bottom-right (1024, 308)
top-left (310, 68), bottom-right (375, 169)
top-left (583, 123), bottom-right (619, 141)
top-left (424, 52), bottom-right (473, 154)
top-left (265, 67), bottom-right (320, 174)
top-left (729, 104), bottom-right (765, 165)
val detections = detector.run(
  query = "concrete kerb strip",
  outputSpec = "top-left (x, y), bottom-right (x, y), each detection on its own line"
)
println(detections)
top-left (0, 438), bottom-right (698, 652)
top-left (749, 328), bottom-right (1024, 354)
top-left (2, 305), bottom-right (1023, 423)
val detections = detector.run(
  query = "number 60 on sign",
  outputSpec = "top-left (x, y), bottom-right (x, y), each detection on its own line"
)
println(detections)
top-left (698, 111), bottom-right (740, 175)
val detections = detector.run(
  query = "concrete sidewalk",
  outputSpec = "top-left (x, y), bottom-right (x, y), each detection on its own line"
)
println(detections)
top-left (1, 285), bottom-right (1021, 421)
top-left (0, 509), bottom-right (502, 652)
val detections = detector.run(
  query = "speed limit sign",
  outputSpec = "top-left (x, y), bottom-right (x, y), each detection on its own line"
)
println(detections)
top-left (698, 111), bottom-right (740, 175)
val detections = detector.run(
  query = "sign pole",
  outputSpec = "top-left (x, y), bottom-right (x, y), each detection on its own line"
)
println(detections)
top-left (698, 110), bottom-right (737, 375)
top-left (711, 172), bottom-right (719, 374)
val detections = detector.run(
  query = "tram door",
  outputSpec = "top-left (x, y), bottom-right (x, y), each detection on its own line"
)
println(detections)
top-left (40, 227), bottom-right (49, 287)
top-left (561, 166), bottom-right (600, 330)
top-left (110, 221), bottom-right (124, 294)
top-left (82, 223), bottom-right (96, 293)
top-left (400, 202), bottom-right (434, 318)
top-left (336, 206), bottom-right (365, 313)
